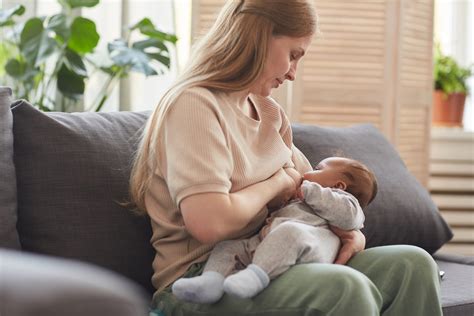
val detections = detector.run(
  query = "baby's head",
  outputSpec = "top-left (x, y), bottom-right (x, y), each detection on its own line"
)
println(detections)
top-left (303, 157), bottom-right (378, 208)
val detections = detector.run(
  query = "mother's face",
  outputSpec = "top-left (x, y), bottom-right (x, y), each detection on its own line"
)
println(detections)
top-left (249, 34), bottom-right (312, 97)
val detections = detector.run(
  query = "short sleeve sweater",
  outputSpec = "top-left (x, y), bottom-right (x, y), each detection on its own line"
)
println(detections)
top-left (145, 86), bottom-right (311, 293)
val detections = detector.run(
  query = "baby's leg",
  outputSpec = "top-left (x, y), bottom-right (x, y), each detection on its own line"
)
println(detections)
top-left (224, 222), bottom-right (340, 299)
top-left (256, 222), bottom-right (340, 277)
top-left (172, 239), bottom-right (247, 304)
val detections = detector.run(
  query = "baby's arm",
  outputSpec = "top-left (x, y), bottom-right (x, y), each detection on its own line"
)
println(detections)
top-left (301, 180), bottom-right (365, 230)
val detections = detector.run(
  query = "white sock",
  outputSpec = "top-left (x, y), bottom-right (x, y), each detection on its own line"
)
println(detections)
top-left (223, 264), bottom-right (270, 299)
top-left (172, 271), bottom-right (225, 304)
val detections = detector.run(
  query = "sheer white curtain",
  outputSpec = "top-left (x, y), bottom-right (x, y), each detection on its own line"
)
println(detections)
top-left (435, 0), bottom-right (474, 131)
top-left (1, 0), bottom-right (183, 112)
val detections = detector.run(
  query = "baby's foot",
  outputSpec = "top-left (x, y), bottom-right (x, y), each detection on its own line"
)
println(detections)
top-left (223, 264), bottom-right (269, 299)
top-left (172, 271), bottom-right (225, 303)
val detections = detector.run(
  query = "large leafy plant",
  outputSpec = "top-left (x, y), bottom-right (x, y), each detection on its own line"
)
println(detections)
top-left (0, 0), bottom-right (177, 111)
top-left (434, 44), bottom-right (472, 96)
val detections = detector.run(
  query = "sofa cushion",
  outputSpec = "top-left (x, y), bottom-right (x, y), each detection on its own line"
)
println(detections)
top-left (0, 87), bottom-right (20, 249)
top-left (435, 256), bottom-right (474, 316)
top-left (292, 123), bottom-right (453, 254)
top-left (12, 100), bottom-right (155, 294)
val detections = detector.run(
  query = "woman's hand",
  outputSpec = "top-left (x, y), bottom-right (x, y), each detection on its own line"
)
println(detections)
top-left (329, 226), bottom-right (366, 265)
top-left (267, 168), bottom-right (301, 209)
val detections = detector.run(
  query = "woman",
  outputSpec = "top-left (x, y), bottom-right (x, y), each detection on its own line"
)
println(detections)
top-left (130, 0), bottom-right (443, 315)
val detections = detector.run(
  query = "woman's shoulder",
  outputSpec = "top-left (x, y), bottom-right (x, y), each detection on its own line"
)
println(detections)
top-left (175, 86), bottom-right (219, 106)
top-left (167, 86), bottom-right (223, 120)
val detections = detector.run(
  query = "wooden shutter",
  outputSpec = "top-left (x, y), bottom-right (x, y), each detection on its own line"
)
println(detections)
top-left (396, 0), bottom-right (434, 184)
top-left (191, 0), bottom-right (435, 185)
top-left (191, 0), bottom-right (226, 40)
top-left (293, 0), bottom-right (387, 130)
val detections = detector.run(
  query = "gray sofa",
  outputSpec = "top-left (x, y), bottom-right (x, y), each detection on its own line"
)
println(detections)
top-left (0, 86), bottom-right (473, 316)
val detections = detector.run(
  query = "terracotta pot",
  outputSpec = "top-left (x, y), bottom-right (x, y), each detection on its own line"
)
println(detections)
top-left (432, 90), bottom-right (467, 127)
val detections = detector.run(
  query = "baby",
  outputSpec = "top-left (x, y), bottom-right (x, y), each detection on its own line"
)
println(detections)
top-left (172, 157), bottom-right (378, 303)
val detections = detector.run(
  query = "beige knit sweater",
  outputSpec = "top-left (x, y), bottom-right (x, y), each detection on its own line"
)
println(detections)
top-left (144, 87), bottom-right (311, 293)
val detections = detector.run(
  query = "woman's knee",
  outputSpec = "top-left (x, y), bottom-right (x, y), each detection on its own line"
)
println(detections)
top-left (368, 245), bottom-right (438, 278)
top-left (318, 265), bottom-right (382, 301)
top-left (389, 245), bottom-right (438, 282)
top-left (266, 264), bottom-right (382, 314)
top-left (350, 244), bottom-right (440, 299)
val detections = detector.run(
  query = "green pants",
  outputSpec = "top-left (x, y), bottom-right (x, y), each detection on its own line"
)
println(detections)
top-left (151, 245), bottom-right (442, 316)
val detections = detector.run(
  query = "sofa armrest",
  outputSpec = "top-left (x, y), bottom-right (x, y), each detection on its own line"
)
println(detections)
top-left (0, 249), bottom-right (149, 316)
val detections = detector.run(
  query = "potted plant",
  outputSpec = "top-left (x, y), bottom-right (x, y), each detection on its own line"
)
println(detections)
top-left (0, 1), bottom-right (177, 112)
top-left (433, 45), bottom-right (473, 127)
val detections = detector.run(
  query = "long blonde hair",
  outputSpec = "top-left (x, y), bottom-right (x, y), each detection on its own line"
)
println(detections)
top-left (129, 0), bottom-right (318, 214)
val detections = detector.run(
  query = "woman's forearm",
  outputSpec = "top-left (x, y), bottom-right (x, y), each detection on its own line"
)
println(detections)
top-left (180, 170), bottom-right (290, 244)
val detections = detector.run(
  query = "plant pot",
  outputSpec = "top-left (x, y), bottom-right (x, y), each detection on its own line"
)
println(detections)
top-left (432, 90), bottom-right (466, 127)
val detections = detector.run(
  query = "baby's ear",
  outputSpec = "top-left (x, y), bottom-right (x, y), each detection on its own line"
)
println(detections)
top-left (334, 181), bottom-right (347, 190)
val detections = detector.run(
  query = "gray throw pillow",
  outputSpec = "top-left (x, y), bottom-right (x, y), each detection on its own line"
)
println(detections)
top-left (0, 87), bottom-right (20, 249)
top-left (12, 100), bottom-right (155, 294)
top-left (292, 123), bottom-right (453, 254)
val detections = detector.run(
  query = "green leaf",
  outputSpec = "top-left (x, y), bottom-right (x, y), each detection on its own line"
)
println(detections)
top-left (5, 58), bottom-right (26, 78)
top-left (148, 53), bottom-right (170, 69)
top-left (133, 38), bottom-right (169, 54)
top-left (0, 4), bottom-right (25, 27)
top-left (132, 38), bottom-right (171, 68)
top-left (130, 18), bottom-right (177, 44)
top-left (47, 14), bottom-right (69, 43)
top-left (20, 18), bottom-right (57, 67)
top-left (0, 44), bottom-right (10, 76)
top-left (108, 39), bottom-right (157, 76)
top-left (57, 63), bottom-right (85, 99)
top-left (64, 48), bottom-right (87, 77)
top-left (68, 17), bottom-right (99, 54)
top-left (4, 58), bottom-right (39, 83)
top-left (434, 44), bottom-right (473, 95)
top-left (63, 0), bottom-right (99, 9)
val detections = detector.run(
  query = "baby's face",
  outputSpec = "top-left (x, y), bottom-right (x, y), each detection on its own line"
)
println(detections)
top-left (303, 157), bottom-right (350, 188)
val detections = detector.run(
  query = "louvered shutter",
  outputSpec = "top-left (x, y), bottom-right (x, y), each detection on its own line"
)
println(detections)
top-left (191, 0), bottom-right (435, 185)
top-left (396, 0), bottom-right (434, 184)
top-left (191, 0), bottom-right (226, 39)
top-left (293, 0), bottom-right (387, 129)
